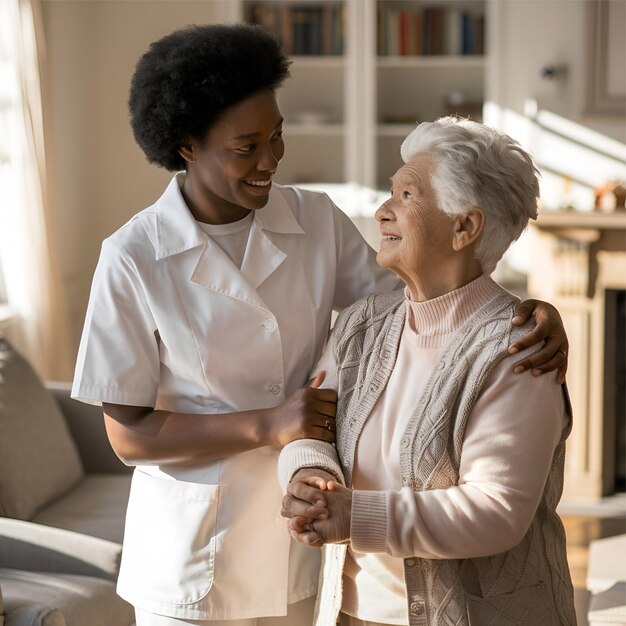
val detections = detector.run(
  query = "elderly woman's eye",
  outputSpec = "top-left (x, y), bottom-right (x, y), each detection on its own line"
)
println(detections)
top-left (403, 190), bottom-right (412, 200)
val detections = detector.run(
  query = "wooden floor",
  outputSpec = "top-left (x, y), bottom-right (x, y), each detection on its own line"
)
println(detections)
top-left (562, 512), bottom-right (626, 625)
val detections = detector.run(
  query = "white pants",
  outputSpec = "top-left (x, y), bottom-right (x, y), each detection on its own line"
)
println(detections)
top-left (135, 596), bottom-right (316, 626)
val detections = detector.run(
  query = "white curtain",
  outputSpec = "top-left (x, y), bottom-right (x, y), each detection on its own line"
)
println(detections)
top-left (0, 0), bottom-right (71, 380)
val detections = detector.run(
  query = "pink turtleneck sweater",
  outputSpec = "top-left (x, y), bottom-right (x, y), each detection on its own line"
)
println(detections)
top-left (314, 275), bottom-right (566, 625)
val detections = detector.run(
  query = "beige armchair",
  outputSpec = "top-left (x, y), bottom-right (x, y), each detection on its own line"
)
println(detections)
top-left (0, 338), bottom-right (134, 626)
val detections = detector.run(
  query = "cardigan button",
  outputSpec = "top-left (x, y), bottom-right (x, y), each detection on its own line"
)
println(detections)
top-left (404, 557), bottom-right (416, 567)
top-left (410, 600), bottom-right (425, 616)
top-left (436, 361), bottom-right (445, 371)
top-left (401, 436), bottom-right (410, 448)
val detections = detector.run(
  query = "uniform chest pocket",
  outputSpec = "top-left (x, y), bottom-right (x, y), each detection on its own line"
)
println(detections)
top-left (118, 469), bottom-right (220, 606)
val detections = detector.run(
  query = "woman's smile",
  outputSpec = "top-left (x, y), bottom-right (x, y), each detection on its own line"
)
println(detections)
top-left (242, 175), bottom-right (274, 195)
top-left (380, 232), bottom-right (402, 243)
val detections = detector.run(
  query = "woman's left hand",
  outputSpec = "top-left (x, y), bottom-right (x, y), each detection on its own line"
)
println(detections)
top-left (285, 481), bottom-right (352, 547)
top-left (508, 299), bottom-right (569, 384)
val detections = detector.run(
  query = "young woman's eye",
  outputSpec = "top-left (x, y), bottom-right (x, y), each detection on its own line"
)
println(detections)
top-left (236, 144), bottom-right (255, 154)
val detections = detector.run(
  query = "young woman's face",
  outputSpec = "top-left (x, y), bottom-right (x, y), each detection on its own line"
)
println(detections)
top-left (182, 89), bottom-right (285, 223)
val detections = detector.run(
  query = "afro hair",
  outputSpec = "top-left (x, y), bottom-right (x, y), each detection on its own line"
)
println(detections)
top-left (128, 23), bottom-right (291, 171)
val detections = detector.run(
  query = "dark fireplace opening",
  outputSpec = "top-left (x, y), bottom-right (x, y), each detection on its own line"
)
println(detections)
top-left (606, 289), bottom-right (626, 493)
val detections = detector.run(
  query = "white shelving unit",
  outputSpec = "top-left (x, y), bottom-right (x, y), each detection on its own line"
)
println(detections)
top-left (221, 0), bottom-right (489, 189)
top-left (373, 0), bottom-right (487, 187)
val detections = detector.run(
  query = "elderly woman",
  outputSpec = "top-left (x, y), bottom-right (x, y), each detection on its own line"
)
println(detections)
top-left (279, 117), bottom-right (576, 626)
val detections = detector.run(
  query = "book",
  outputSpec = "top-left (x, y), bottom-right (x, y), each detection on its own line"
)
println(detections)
top-left (399, 10), bottom-right (409, 56)
top-left (246, 2), bottom-right (344, 57)
top-left (445, 8), bottom-right (462, 55)
top-left (375, 3), bottom-right (486, 58)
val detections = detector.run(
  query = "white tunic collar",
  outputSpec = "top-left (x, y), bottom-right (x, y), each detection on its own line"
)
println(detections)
top-left (154, 173), bottom-right (304, 260)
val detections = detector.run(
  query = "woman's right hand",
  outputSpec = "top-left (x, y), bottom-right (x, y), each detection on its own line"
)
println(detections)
top-left (267, 372), bottom-right (337, 446)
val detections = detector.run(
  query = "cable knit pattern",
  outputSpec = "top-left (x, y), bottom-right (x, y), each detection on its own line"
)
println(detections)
top-left (282, 282), bottom-right (575, 626)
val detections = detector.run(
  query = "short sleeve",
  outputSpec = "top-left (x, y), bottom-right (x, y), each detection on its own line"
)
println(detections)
top-left (330, 205), bottom-right (402, 311)
top-left (71, 239), bottom-right (160, 407)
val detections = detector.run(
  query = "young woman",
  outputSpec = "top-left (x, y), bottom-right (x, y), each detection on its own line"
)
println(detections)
top-left (72, 24), bottom-right (569, 626)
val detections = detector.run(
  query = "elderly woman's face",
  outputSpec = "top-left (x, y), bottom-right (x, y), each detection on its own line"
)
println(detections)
top-left (375, 155), bottom-right (455, 286)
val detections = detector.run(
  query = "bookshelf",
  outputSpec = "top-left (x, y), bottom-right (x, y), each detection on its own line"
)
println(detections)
top-left (243, 2), bottom-right (345, 55)
top-left (223, 0), bottom-right (488, 188)
top-left (223, 0), bottom-right (348, 184)
top-left (375, 0), bottom-right (487, 187)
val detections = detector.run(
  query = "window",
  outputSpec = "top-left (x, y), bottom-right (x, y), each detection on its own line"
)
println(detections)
top-left (0, 0), bottom-right (16, 308)
top-left (0, 257), bottom-right (7, 305)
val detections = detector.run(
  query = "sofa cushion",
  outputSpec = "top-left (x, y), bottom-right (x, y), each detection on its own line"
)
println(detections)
top-left (0, 518), bottom-right (123, 582)
top-left (3, 604), bottom-right (64, 626)
top-left (0, 339), bottom-right (84, 520)
top-left (32, 475), bottom-right (131, 544)
top-left (0, 568), bottom-right (133, 626)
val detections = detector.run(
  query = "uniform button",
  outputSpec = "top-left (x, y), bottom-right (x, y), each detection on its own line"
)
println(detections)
top-left (404, 557), bottom-right (416, 567)
top-left (263, 319), bottom-right (276, 331)
top-left (409, 599), bottom-right (424, 616)
top-left (270, 384), bottom-right (281, 395)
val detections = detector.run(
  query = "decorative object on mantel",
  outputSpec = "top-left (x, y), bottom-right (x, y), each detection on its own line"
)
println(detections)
top-left (612, 181), bottom-right (625, 211)
top-left (559, 176), bottom-right (576, 212)
top-left (594, 179), bottom-right (626, 212)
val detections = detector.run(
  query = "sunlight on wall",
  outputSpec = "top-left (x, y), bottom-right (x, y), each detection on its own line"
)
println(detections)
top-left (483, 100), bottom-right (626, 278)
top-left (484, 100), bottom-right (626, 212)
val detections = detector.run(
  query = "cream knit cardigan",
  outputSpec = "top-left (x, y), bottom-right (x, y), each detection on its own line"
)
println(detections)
top-left (279, 287), bottom-right (576, 626)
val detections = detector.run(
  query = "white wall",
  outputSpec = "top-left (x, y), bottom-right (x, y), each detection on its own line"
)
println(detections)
top-left (487, 0), bottom-right (625, 143)
top-left (42, 0), bottom-right (224, 361)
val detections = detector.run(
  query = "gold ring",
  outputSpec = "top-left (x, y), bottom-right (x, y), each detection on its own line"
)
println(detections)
top-left (324, 419), bottom-right (336, 432)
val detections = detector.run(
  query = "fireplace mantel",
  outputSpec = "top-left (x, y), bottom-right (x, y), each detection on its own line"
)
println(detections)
top-left (528, 210), bottom-right (626, 499)
top-left (534, 211), bottom-right (626, 231)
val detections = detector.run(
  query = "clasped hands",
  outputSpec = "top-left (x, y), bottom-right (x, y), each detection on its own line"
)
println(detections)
top-left (281, 468), bottom-right (352, 547)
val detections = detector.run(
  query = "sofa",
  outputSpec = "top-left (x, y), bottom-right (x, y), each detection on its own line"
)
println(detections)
top-left (0, 338), bottom-right (134, 625)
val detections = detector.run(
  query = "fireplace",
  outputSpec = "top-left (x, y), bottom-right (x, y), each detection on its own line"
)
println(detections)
top-left (528, 211), bottom-right (626, 499)
top-left (606, 288), bottom-right (626, 493)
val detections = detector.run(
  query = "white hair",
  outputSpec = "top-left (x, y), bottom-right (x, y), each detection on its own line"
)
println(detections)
top-left (400, 116), bottom-right (540, 274)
